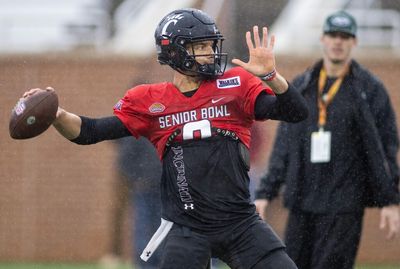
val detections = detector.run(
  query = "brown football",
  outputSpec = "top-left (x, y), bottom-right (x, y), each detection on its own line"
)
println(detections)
top-left (9, 90), bottom-right (59, 139)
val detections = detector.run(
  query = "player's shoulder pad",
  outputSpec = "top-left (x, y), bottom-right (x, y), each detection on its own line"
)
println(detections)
top-left (126, 82), bottom-right (169, 99)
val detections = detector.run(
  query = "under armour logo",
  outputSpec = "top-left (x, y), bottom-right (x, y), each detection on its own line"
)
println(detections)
top-left (184, 203), bottom-right (194, 210)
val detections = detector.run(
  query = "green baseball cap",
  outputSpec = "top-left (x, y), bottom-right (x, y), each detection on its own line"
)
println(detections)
top-left (323, 11), bottom-right (357, 37)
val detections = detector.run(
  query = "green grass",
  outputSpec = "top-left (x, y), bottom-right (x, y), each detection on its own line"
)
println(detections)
top-left (0, 263), bottom-right (398, 269)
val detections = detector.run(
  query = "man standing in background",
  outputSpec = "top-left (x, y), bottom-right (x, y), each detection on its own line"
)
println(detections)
top-left (255, 10), bottom-right (400, 269)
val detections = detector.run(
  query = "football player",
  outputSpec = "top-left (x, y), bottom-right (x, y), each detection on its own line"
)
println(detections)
top-left (24, 8), bottom-right (308, 269)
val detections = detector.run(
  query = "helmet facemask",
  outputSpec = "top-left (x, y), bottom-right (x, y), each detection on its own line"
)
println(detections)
top-left (173, 37), bottom-right (227, 79)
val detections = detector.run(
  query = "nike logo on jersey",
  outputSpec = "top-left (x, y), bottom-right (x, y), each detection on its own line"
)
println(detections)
top-left (211, 97), bottom-right (225, 104)
top-left (217, 76), bottom-right (241, 89)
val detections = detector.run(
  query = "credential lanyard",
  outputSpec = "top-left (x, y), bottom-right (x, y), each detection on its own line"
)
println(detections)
top-left (317, 67), bottom-right (348, 128)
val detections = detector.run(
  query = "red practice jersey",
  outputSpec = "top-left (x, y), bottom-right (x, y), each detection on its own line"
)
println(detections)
top-left (114, 67), bottom-right (272, 158)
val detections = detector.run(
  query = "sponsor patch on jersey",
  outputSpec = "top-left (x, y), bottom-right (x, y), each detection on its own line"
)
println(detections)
top-left (149, 102), bottom-right (166, 113)
top-left (216, 76), bottom-right (241, 89)
top-left (114, 100), bottom-right (123, 111)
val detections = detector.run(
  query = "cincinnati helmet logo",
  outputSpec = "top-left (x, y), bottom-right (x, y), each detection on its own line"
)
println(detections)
top-left (161, 14), bottom-right (184, 36)
top-left (149, 102), bottom-right (166, 113)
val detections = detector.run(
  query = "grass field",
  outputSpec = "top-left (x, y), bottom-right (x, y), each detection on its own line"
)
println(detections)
top-left (0, 264), bottom-right (399, 269)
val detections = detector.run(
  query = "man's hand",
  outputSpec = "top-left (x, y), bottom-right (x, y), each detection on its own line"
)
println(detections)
top-left (379, 205), bottom-right (400, 239)
top-left (254, 199), bottom-right (269, 221)
top-left (232, 26), bottom-right (275, 77)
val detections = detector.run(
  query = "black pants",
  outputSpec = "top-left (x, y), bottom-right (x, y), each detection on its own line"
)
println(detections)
top-left (159, 219), bottom-right (297, 269)
top-left (285, 210), bottom-right (364, 269)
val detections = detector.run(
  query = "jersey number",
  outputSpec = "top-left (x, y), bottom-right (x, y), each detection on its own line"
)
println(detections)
top-left (182, 120), bottom-right (212, 140)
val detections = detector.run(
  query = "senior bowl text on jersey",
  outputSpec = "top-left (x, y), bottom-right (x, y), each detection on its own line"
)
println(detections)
top-left (158, 105), bottom-right (230, 129)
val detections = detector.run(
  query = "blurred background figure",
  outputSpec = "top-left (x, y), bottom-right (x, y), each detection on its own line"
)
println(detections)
top-left (255, 10), bottom-right (400, 269)
top-left (100, 136), bottom-right (162, 269)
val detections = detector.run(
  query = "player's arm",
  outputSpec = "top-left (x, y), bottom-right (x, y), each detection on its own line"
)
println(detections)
top-left (22, 88), bottom-right (132, 143)
top-left (254, 85), bottom-right (308, 122)
top-left (53, 108), bottom-right (131, 144)
top-left (52, 108), bottom-right (82, 139)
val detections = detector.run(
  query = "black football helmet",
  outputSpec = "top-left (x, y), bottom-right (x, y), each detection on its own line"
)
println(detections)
top-left (154, 8), bottom-right (227, 79)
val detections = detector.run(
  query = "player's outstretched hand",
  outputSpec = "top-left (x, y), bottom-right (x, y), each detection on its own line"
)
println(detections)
top-left (232, 26), bottom-right (276, 77)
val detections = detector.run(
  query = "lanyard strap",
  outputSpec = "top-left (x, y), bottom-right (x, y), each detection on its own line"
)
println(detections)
top-left (317, 67), bottom-right (347, 127)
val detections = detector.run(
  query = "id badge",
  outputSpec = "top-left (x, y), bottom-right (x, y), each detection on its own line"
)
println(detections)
top-left (311, 129), bottom-right (331, 163)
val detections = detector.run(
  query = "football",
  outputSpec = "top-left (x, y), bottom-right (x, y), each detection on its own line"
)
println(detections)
top-left (9, 90), bottom-right (59, 139)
